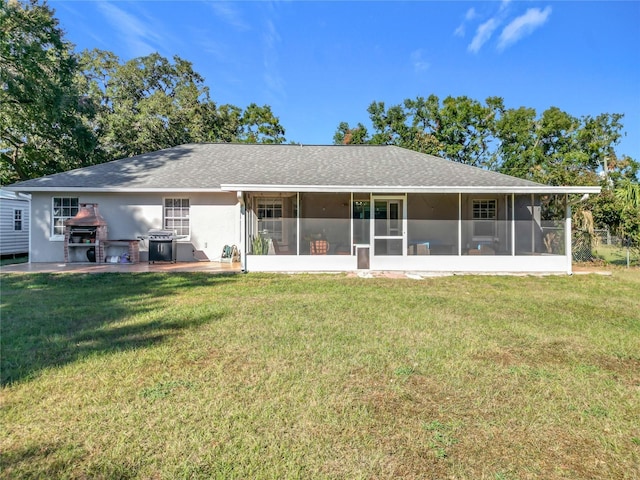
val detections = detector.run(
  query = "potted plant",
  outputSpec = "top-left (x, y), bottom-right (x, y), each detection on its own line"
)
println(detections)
top-left (251, 234), bottom-right (270, 255)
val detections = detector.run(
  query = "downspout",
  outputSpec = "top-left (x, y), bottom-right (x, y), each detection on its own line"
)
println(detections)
top-left (511, 194), bottom-right (515, 256)
top-left (296, 192), bottom-right (300, 255)
top-left (565, 195), bottom-right (572, 275)
top-left (402, 194), bottom-right (408, 256)
top-left (458, 193), bottom-right (462, 255)
top-left (350, 192), bottom-right (354, 254)
top-left (237, 191), bottom-right (246, 272)
top-left (27, 193), bottom-right (32, 264)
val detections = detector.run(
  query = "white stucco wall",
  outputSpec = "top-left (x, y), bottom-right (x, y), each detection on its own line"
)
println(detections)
top-left (29, 191), bottom-right (239, 263)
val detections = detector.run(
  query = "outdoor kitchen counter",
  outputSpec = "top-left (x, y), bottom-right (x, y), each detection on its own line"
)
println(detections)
top-left (102, 239), bottom-right (140, 263)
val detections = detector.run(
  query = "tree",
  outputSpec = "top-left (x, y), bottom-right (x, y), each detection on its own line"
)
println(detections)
top-left (238, 103), bottom-right (286, 144)
top-left (493, 106), bottom-right (538, 178)
top-left (402, 95), bottom-right (444, 155)
top-left (527, 107), bottom-right (599, 186)
top-left (578, 113), bottom-right (625, 181)
top-left (614, 180), bottom-right (640, 249)
top-left (79, 50), bottom-right (216, 159)
top-left (433, 95), bottom-right (497, 167)
top-left (333, 95), bottom-right (498, 165)
top-left (78, 50), bottom-right (287, 158)
top-left (333, 122), bottom-right (369, 145)
top-left (0, 0), bottom-right (97, 184)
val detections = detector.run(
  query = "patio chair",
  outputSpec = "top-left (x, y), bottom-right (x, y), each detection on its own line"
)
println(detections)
top-left (479, 245), bottom-right (495, 255)
top-left (310, 239), bottom-right (329, 255)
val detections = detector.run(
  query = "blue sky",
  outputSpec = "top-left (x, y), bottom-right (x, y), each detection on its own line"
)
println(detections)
top-left (51, 0), bottom-right (640, 159)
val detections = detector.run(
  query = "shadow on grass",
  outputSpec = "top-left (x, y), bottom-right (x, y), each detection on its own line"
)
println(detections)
top-left (0, 254), bottom-right (28, 267)
top-left (0, 272), bottom-right (239, 385)
top-left (0, 442), bottom-right (90, 480)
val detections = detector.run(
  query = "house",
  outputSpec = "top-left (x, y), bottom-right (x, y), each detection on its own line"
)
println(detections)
top-left (0, 189), bottom-right (30, 258)
top-left (6, 143), bottom-right (600, 274)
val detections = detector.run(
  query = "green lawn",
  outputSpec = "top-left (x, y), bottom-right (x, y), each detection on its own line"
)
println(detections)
top-left (592, 244), bottom-right (639, 267)
top-left (0, 255), bottom-right (28, 267)
top-left (1, 271), bottom-right (639, 479)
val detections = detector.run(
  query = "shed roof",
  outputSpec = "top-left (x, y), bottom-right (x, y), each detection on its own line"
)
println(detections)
top-left (7, 144), bottom-right (600, 194)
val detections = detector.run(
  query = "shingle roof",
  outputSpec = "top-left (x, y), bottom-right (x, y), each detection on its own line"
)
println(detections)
top-left (7, 144), bottom-right (597, 194)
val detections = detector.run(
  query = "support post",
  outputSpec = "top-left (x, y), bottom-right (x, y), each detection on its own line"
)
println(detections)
top-left (531, 193), bottom-right (535, 254)
top-left (458, 193), bottom-right (462, 255)
top-left (296, 192), bottom-right (300, 256)
top-left (565, 195), bottom-right (572, 274)
top-left (237, 191), bottom-right (246, 271)
top-left (511, 193), bottom-right (515, 256)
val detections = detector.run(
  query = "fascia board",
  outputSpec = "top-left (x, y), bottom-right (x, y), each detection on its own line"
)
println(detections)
top-left (4, 187), bottom-right (225, 193)
top-left (8, 184), bottom-right (601, 195)
top-left (221, 184), bottom-right (602, 194)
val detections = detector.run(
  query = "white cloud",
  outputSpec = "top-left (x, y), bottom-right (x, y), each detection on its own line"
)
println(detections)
top-left (498, 6), bottom-right (552, 51)
top-left (455, 7), bottom-right (478, 37)
top-left (410, 49), bottom-right (430, 72)
top-left (465, 7), bottom-right (477, 21)
top-left (195, 36), bottom-right (227, 61)
top-left (97, 2), bottom-right (168, 57)
top-left (499, 0), bottom-right (512, 13)
top-left (468, 18), bottom-right (500, 53)
top-left (262, 19), bottom-right (285, 101)
top-left (210, 1), bottom-right (250, 31)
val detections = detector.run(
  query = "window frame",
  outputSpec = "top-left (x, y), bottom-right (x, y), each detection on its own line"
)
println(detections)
top-left (51, 197), bottom-right (79, 240)
top-left (163, 197), bottom-right (191, 238)
top-left (13, 208), bottom-right (23, 231)
top-left (256, 198), bottom-right (284, 242)
top-left (472, 199), bottom-right (497, 240)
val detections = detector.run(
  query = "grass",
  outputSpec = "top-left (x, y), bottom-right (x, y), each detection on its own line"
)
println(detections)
top-left (1, 271), bottom-right (639, 479)
top-left (0, 254), bottom-right (28, 267)
top-left (592, 244), bottom-right (639, 267)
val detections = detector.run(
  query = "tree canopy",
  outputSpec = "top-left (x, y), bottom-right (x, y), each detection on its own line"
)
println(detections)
top-left (1, 0), bottom-right (96, 184)
top-left (1, 0), bottom-right (286, 184)
top-left (335, 95), bottom-right (638, 184)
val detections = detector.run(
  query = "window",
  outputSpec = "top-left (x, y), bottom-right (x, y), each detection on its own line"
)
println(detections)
top-left (14, 209), bottom-right (23, 231)
top-left (472, 199), bottom-right (497, 238)
top-left (52, 197), bottom-right (79, 237)
top-left (257, 198), bottom-right (283, 242)
top-left (164, 198), bottom-right (190, 236)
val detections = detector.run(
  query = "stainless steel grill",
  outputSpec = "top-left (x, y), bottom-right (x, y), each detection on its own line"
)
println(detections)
top-left (148, 229), bottom-right (177, 240)
top-left (147, 229), bottom-right (177, 263)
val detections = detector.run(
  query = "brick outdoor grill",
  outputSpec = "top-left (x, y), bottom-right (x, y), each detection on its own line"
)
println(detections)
top-left (64, 203), bottom-right (108, 263)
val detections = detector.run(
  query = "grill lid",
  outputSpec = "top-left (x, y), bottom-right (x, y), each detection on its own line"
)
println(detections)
top-left (148, 229), bottom-right (177, 239)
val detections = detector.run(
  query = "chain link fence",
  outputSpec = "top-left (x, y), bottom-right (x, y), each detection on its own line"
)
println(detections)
top-left (572, 231), bottom-right (593, 262)
top-left (574, 228), bottom-right (639, 266)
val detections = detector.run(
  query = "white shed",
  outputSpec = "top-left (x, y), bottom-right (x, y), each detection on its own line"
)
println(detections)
top-left (0, 189), bottom-right (30, 257)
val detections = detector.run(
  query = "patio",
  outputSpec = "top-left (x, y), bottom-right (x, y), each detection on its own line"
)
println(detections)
top-left (0, 261), bottom-right (241, 274)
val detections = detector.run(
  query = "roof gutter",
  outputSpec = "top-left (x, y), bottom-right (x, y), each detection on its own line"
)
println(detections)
top-left (5, 184), bottom-right (602, 195)
top-left (3, 187), bottom-right (226, 193)
top-left (220, 184), bottom-right (602, 195)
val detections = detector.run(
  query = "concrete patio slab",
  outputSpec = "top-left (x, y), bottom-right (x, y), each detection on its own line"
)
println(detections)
top-left (0, 262), bottom-right (242, 274)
